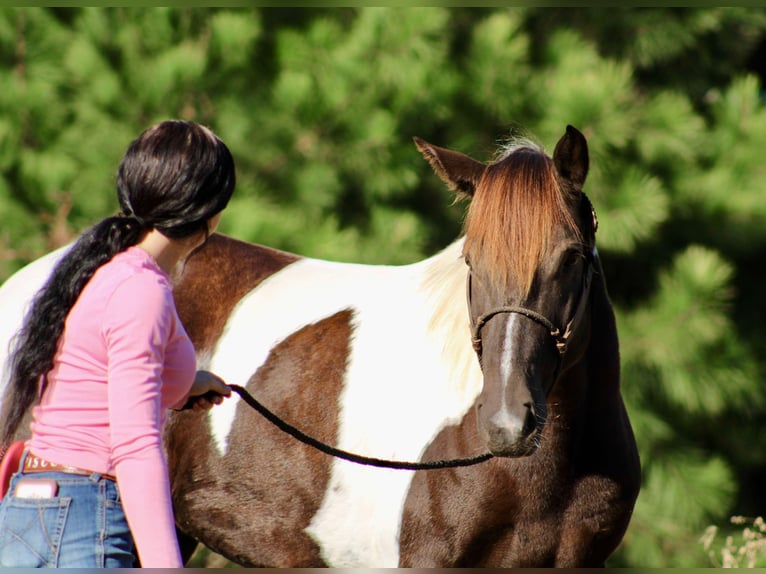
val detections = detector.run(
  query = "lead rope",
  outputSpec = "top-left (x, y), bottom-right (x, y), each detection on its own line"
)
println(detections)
top-left (227, 384), bottom-right (493, 470)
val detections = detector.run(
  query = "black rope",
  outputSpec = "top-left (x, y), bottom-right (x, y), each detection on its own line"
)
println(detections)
top-left (228, 384), bottom-right (493, 470)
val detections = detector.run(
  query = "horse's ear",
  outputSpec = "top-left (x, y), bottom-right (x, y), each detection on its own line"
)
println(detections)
top-left (553, 125), bottom-right (589, 192)
top-left (414, 137), bottom-right (485, 198)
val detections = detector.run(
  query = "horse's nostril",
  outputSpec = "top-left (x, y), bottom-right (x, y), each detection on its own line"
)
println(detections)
top-left (522, 405), bottom-right (537, 437)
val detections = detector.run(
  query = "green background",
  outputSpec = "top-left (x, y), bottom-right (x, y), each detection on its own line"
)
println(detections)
top-left (1, 7), bottom-right (765, 567)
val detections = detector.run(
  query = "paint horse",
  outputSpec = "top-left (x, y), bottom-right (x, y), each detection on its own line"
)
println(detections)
top-left (0, 126), bottom-right (640, 567)
top-left (165, 125), bottom-right (640, 566)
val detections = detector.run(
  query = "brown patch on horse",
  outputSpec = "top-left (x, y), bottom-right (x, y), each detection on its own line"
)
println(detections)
top-left (167, 309), bottom-right (354, 567)
top-left (172, 233), bottom-right (300, 356)
top-left (462, 147), bottom-right (582, 297)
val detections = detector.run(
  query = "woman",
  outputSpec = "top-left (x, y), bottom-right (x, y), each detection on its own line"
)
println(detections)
top-left (0, 120), bottom-right (235, 567)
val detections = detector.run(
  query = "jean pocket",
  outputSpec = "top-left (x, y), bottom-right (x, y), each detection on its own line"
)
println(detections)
top-left (0, 496), bottom-right (71, 567)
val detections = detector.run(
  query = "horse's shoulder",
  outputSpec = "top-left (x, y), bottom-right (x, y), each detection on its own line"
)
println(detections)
top-left (173, 234), bottom-right (301, 355)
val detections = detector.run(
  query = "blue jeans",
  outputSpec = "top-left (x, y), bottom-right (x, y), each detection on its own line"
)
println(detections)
top-left (0, 470), bottom-right (136, 568)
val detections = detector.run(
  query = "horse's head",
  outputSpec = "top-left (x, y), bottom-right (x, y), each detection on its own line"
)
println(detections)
top-left (415, 126), bottom-right (598, 457)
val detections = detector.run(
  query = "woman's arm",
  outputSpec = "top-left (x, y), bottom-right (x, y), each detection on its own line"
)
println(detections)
top-left (104, 275), bottom-right (184, 568)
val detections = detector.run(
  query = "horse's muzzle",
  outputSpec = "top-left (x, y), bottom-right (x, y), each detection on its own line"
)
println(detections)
top-left (480, 402), bottom-right (544, 458)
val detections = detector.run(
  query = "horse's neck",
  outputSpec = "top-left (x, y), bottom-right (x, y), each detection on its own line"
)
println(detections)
top-left (586, 254), bottom-right (621, 390)
top-left (548, 262), bottom-right (621, 439)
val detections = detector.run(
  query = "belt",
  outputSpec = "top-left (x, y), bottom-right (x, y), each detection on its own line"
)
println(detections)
top-left (22, 452), bottom-right (116, 482)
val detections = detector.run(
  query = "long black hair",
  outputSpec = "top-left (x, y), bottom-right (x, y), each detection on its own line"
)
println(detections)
top-left (0, 120), bottom-right (236, 446)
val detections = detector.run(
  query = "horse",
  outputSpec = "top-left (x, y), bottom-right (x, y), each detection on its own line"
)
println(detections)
top-left (0, 125), bottom-right (640, 567)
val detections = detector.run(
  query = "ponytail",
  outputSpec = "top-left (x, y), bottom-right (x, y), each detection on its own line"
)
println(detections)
top-left (0, 216), bottom-right (145, 446)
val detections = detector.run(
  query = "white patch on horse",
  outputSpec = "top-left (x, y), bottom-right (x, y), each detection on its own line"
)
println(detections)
top-left (206, 239), bottom-right (483, 567)
top-left (492, 314), bottom-right (521, 430)
top-left (308, 243), bottom-right (482, 567)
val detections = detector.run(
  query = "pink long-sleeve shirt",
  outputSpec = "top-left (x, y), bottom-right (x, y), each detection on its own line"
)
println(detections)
top-left (26, 246), bottom-right (196, 567)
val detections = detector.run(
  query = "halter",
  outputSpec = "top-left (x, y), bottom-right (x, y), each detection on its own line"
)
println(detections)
top-left (468, 259), bottom-right (594, 360)
top-left (468, 192), bottom-right (598, 361)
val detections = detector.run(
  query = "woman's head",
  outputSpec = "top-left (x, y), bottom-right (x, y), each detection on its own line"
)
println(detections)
top-left (117, 120), bottom-right (236, 239)
top-left (0, 120), bottom-right (236, 446)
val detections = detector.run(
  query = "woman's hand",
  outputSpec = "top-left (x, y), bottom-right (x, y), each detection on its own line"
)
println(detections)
top-left (181, 370), bottom-right (231, 411)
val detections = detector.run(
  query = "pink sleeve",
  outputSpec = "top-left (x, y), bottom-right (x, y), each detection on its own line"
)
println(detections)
top-left (104, 274), bottom-right (183, 568)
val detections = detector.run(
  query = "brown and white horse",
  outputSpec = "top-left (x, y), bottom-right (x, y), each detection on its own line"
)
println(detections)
top-left (0, 126), bottom-right (640, 567)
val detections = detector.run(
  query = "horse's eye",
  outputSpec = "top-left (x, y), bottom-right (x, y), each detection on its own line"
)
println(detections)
top-left (564, 251), bottom-right (583, 267)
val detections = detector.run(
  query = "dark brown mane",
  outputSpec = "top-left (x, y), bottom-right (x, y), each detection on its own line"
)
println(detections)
top-left (463, 145), bottom-right (582, 296)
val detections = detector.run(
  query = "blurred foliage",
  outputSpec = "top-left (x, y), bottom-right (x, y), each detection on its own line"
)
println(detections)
top-left (1, 7), bottom-right (766, 568)
top-left (701, 516), bottom-right (766, 568)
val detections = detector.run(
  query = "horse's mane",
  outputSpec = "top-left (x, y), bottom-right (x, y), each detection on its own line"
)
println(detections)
top-left (420, 238), bottom-right (483, 407)
top-left (462, 140), bottom-right (582, 297)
